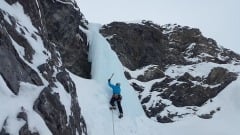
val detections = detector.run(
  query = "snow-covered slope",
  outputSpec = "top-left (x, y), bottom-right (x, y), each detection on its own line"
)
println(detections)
top-left (1, 0), bottom-right (240, 135)
top-left (0, 0), bottom-right (87, 134)
top-left (71, 23), bottom-right (240, 135)
top-left (100, 21), bottom-right (240, 123)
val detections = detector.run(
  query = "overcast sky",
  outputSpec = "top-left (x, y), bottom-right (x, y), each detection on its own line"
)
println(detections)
top-left (77, 0), bottom-right (240, 54)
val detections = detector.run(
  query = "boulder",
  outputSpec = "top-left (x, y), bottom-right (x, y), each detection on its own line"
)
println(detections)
top-left (137, 66), bottom-right (165, 82)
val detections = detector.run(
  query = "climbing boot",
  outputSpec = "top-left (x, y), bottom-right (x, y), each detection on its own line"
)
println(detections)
top-left (118, 113), bottom-right (123, 118)
top-left (110, 106), bottom-right (116, 110)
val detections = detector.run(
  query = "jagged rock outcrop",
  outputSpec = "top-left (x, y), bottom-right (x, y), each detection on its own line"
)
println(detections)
top-left (1, 0), bottom-right (240, 133)
top-left (0, 21), bottom-right (43, 95)
top-left (136, 66), bottom-right (165, 82)
top-left (101, 21), bottom-right (240, 70)
top-left (37, 0), bottom-right (90, 78)
top-left (0, 0), bottom-right (88, 134)
top-left (100, 20), bottom-right (240, 123)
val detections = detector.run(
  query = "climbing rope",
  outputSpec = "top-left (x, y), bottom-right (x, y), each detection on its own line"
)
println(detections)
top-left (111, 110), bottom-right (116, 135)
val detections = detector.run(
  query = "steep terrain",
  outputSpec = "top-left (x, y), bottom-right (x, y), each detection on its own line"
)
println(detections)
top-left (0, 0), bottom-right (88, 134)
top-left (1, 0), bottom-right (240, 135)
top-left (100, 21), bottom-right (240, 122)
top-left (74, 23), bottom-right (240, 135)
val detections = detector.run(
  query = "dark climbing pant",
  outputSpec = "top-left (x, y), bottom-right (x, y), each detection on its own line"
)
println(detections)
top-left (110, 94), bottom-right (123, 114)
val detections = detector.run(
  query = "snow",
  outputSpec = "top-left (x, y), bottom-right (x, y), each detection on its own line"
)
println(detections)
top-left (0, 77), bottom-right (52, 135)
top-left (217, 52), bottom-right (229, 61)
top-left (55, 0), bottom-right (79, 10)
top-left (53, 82), bottom-right (72, 122)
top-left (105, 34), bottom-right (116, 40)
top-left (124, 65), bottom-right (159, 79)
top-left (166, 77), bottom-right (240, 135)
top-left (35, 0), bottom-right (44, 28)
top-left (165, 62), bottom-right (240, 78)
top-left (81, 23), bottom-right (144, 117)
top-left (72, 23), bottom-right (240, 135)
top-left (0, 1), bottom-right (52, 134)
top-left (71, 73), bottom-right (159, 135)
top-left (0, 2), bottom-right (71, 134)
top-left (0, 1), bottom-right (51, 66)
top-left (3, 13), bottom-right (12, 25)
top-left (1, 1), bottom-right (50, 86)
top-left (161, 24), bottom-right (181, 34)
top-left (130, 61), bottom-right (240, 122)
top-left (1, 1), bottom-right (240, 135)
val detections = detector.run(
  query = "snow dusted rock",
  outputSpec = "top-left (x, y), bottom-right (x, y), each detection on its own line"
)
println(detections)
top-left (1, 0), bottom-right (240, 134)
top-left (100, 21), bottom-right (187, 70)
top-left (206, 67), bottom-right (237, 85)
top-left (100, 20), bottom-right (240, 123)
top-left (136, 65), bottom-right (165, 82)
top-left (0, 0), bottom-right (87, 134)
top-left (101, 21), bottom-right (240, 69)
top-left (37, 0), bottom-right (90, 78)
top-left (0, 11), bottom-right (43, 95)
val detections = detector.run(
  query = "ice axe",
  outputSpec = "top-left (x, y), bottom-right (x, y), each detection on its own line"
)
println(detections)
top-left (109, 73), bottom-right (114, 80)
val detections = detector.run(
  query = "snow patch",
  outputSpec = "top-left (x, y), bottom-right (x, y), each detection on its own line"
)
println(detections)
top-left (0, 79), bottom-right (52, 135)
top-left (124, 65), bottom-right (159, 79)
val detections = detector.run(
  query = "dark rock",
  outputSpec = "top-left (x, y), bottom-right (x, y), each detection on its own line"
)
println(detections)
top-left (198, 108), bottom-right (219, 119)
top-left (38, 0), bottom-right (91, 78)
top-left (38, 63), bottom-right (55, 87)
top-left (100, 21), bottom-right (186, 70)
top-left (34, 87), bottom-right (71, 135)
top-left (131, 83), bottom-right (144, 93)
top-left (139, 66), bottom-right (237, 122)
top-left (0, 16), bottom-right (43, 95)
top-left (1, 1), bottom-right (88, 134)
top-left (198, 114), bottom-right (213, 119)
top-left (150, 77), bottom-right (174, 92)
top-left (17, 108), bottom-right (40, 135)
top-left (5, 0), bottom-right (90, 78)
top-left (56, 71), bottom-right (73, 93)
top-left (18, 125), bottom-right (40, 135)
top-left (124, 71), bottom-right (131, 80)
top-left (144, 101), bottom-right (167, 118)
top-left (158, 68), bottom-right (237, 107)
top-left (198, 110), bottom-right (216, 119)
top-left (101, 21), bottom-right (240, 123)
top-left (137, 66), bottom-right (165, 82)
top-left (17, 108), bottom-right (28, 121)
top-left (177, 72), bottom-right (195, 82)
top-left (3, 16), bottom-right (35, 63)
top-left (5, 0), bottom-right (18, 5)
top-left (157, 116), bottom-right (174, 123)
top-left (0, 118), bottom-right (8, 135)
top-left (101, 21), bottom-right (240, 70)
top-left (34, 85), bottom-right (87, 135)
top-left (206, 67), bottom-right (237, 85)
top-left (100, 21), bottom-right (215, 70)
top-left (141, 95), bottom-right (151, 104)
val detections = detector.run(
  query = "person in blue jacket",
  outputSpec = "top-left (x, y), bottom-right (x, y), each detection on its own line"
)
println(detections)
top-left (108, 78), bottom-right (123, 118)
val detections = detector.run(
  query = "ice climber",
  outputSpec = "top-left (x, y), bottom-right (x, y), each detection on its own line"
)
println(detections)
top-left (108, 78), bottom-right (123, 118)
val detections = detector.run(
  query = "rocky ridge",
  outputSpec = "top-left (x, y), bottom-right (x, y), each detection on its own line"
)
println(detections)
top-left (0, 0), bottom-right (89, 134)
top-left (100, 21), bottom-right (240, 123)
top-left (1, 0), bottom-right (240, 134)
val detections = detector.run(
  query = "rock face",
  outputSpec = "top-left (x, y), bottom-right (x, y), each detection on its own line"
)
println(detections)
top-left (38, 0), bottom-right (90, 78)
top-left (0, 0), bottom-right (88, 134)
top-left (101, 21), bottom-right (240, 70)
top-left (100, 21), bottom-right (240, 123)
top-left (1, 0), bottom-right (240, 133)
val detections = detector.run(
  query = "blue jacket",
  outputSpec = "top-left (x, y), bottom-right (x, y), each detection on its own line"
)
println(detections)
top-left (108, 81), bottom-right (121, 95)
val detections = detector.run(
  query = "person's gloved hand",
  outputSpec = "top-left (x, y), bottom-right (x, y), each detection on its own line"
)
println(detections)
top-left (108, 79), bottom-right (110, 82)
